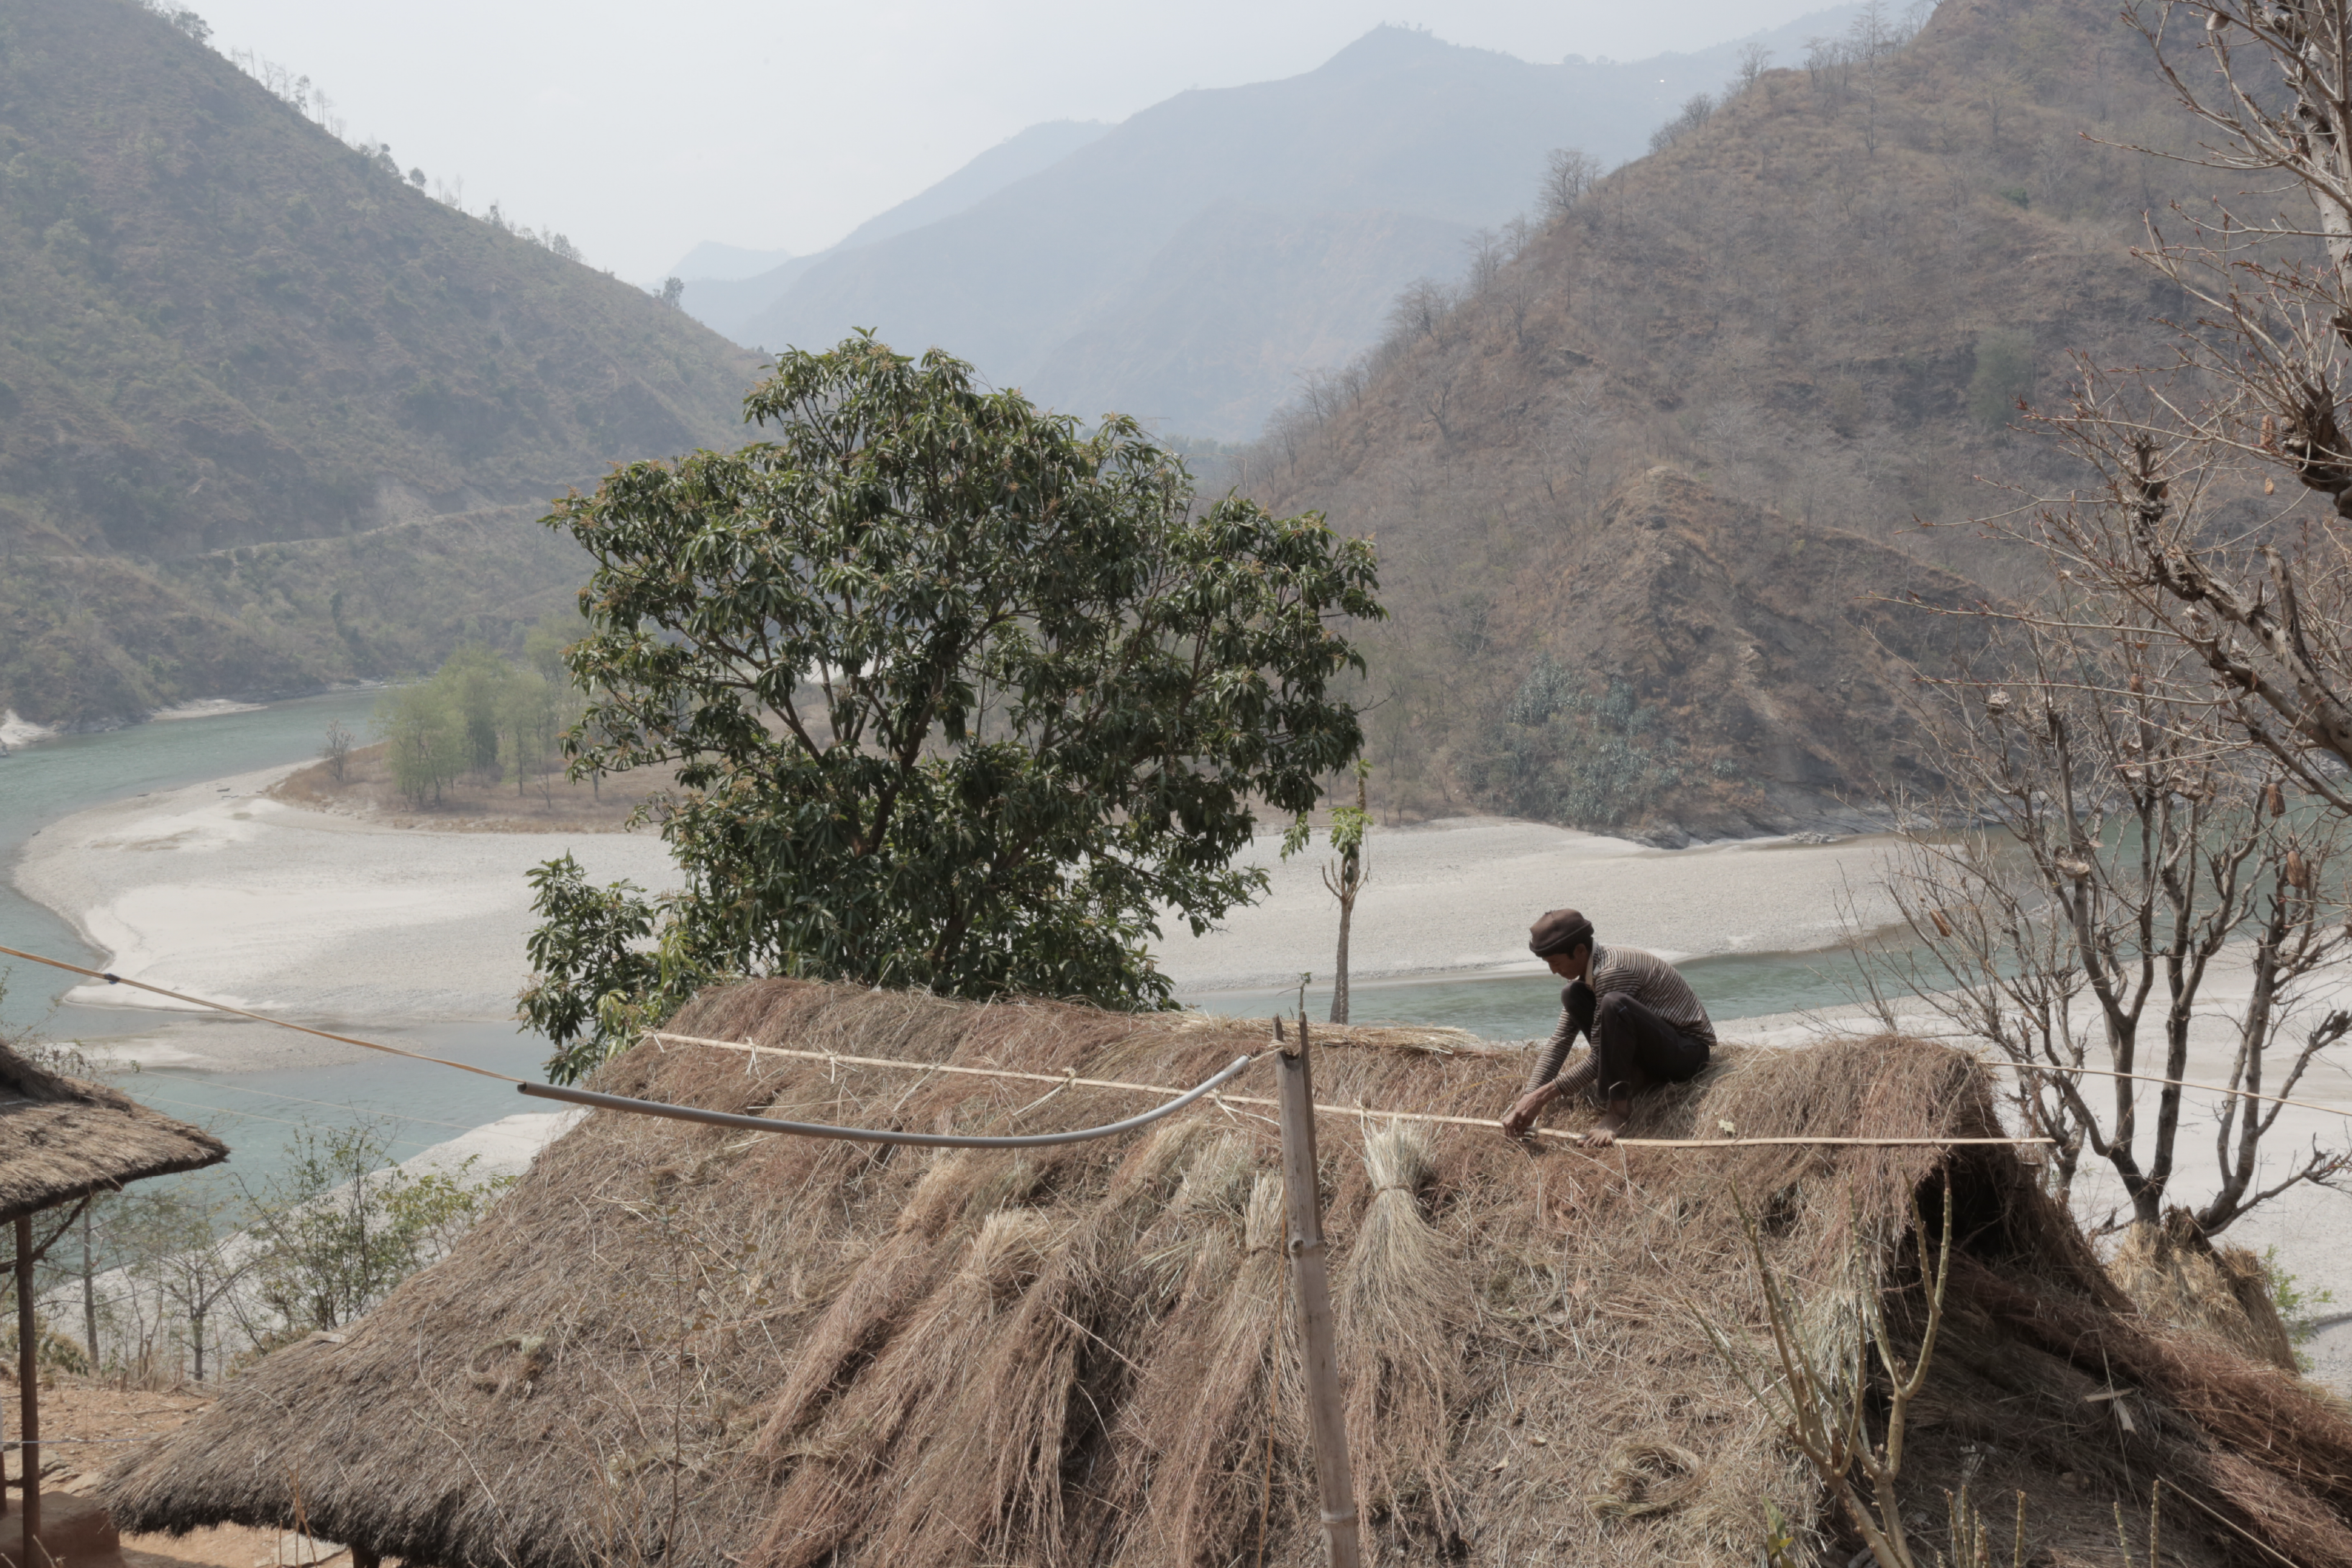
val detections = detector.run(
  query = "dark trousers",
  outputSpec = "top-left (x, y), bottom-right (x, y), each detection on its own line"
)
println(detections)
top-left (1562, 983), bottom-right (1711, 1103)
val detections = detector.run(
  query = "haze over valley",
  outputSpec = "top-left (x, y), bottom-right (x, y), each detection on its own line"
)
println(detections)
top-left (19, 8), bottom-right (2352, 1559)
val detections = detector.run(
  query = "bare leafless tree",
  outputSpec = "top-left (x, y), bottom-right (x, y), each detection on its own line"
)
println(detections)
top-left (1538, 147), bottom-right (1602, 222)
top-left (1462, 227), bottom-right (1505, 295)
top-left (1736, 41), bottom-right (1775, 95)
top-left (1387, 278), bottom-right (1452, 345)
top-left (1861, 582), bottom-right (2351, 1237)
top-left (1854, 0), bottom-right (2352, 1252)
top-left (1542, 370), bottom-right (1613, 521)
top-left (2033, 4), bottom-right (2352, 808)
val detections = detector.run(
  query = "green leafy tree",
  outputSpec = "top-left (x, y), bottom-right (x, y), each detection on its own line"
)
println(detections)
top-left (437, 643), bottom-right (509, 775)
top-left (520, 854), bottom-right (667, 1082)
top-left (521, 337), bottom-right (1382, 1080)
top-left (245, 1123), bottom-right (508, 1335)
top-left (511, 611), bottom-right (586, 798)
top-left (374, 683), bottom-right (460, 806)
top-left (524, 607), bottom-right (579, 685)
top-left (496, 667), bottom-right (554, 796)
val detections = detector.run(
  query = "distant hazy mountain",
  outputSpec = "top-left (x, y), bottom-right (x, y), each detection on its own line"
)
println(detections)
top-left (663, 241), bottom-right (796, 281)
top-left (829, 120), bottom-right (1111, 254)
top-left (675, 120), bottom-right (1109, 342)
top-left (731, 12), bottom-right (1862, 438)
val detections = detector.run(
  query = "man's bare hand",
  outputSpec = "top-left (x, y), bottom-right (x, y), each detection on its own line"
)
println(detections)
top-left (1500, 1085), bottom-right (1554, 1140)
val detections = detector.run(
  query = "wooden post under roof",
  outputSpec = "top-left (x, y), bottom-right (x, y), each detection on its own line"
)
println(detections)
top-left (14, 1215), bottom-right (32, 1555)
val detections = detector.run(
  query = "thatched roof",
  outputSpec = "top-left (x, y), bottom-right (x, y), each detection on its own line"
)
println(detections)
top-left (99, 981), bottom-right (2352, 1566)
top-left (0, 1041), bottom-right (226, 1221)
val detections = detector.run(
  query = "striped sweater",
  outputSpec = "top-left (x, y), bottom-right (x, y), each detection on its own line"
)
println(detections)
top-left (1523, 942), bottom-right (1715, 1094)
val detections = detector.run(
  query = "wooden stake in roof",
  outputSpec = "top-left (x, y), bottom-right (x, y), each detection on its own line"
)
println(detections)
top-left (1273, 1013), bottom-right (1361, 1568)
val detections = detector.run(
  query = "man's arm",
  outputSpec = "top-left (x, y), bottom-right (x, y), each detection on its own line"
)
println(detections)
top-left (1522, 1010), bottom-right (1580, 1096)
top-left (1504, 1011), bottom-right (1588, 1137)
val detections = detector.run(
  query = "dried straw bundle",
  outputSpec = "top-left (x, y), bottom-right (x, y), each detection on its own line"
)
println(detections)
top-left (1111, 1167), bottom-right (1301, 1566)
top-left (96, 980), bottom-right (2352, 1568)
top-left (1339, 1121), bottom-right (1467, 1526)
top-left (2107, 1210), bottom-right (2298, 1372)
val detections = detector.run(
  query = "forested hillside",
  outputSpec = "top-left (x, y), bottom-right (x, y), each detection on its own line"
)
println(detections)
top-left (1249, 0), bottom-right (2212, 839)
top-left (0, 0), bottom-right (762, 726)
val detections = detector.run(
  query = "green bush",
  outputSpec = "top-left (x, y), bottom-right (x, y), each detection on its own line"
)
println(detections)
top-left (372, 615), bottom-right (583, 806)
top-left (245, 1122), bottom-right (512, 1336)
top-left (1966, 329), bottom-right (2034, 426)
top-left (1481, 657), bottom-right (1685, 829)
top-left (2264, 1244), bottom-right (2338, 1372)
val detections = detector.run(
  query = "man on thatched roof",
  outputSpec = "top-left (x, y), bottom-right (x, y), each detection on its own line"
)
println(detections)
top-left (1500, 908), bottom-right (1714, 1147)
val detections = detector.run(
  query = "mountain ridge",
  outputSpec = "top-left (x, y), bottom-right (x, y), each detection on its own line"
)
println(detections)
top-left (1240, 0), bottom-right (2212, 836)
top-left (674, 119), bottom-right (1113, 342)
top-left (0, 0), bottom-right (762, 726)
top-left (725, 10), bottom-right (1868, 439)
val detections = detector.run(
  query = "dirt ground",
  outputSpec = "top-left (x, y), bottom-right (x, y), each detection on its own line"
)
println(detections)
top-left (0, 1375), bottom-right (356, 1568)
top-left (268, 742), bottom-right (671, 834)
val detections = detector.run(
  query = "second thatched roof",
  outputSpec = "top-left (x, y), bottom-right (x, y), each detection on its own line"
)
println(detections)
top-left (0, 1041), bottom-right (226, 1222)
top-left (99, 981), bottom-right (2352, 1566)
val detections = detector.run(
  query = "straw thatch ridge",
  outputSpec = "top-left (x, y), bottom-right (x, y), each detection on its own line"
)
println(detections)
top-left (0, 1041), bottom-right (226, 1222)
top-left (97, 981), bottom-right (2352, 1566)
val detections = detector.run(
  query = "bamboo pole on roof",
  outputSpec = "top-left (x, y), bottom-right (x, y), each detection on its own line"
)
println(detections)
top-left (1275, 1016), bottom-right (1360, 1568)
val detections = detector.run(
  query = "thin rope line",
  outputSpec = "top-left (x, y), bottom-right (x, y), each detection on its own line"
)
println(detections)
top-left (0, 1436), bottom-right (160, 1447)
top-left (1993, 1056), bottom-right (2352, 1120)
top-left (122, 1092), bottom-right (445, 1155)
top-left (0, 949), bottom-right (2055, 1151)
top-left (519, 1053), bottom-right (1259, 1149)
top-left (0, 945), bottom-right (523, 1083)
top-left (652, 1033), bottom-right (2052, 1149)
top-left (129, 1091), bottom-right (419, 1141)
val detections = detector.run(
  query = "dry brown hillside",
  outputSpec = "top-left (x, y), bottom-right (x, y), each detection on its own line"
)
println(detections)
top-left (1472, 465), bottom-right (1980, 842)
top-left (0, 0), bottom-right (762, 726)
top-left (1244, 0), bottom-right (2210, 839)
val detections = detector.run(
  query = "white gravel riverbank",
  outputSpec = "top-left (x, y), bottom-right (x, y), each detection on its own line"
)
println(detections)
top-left (10, 763), bottom-right (676, 1065)
top-left (1158, 814), bottom-right (1900, 993)
top-left (14, 778), bottom-right (1904, 1066)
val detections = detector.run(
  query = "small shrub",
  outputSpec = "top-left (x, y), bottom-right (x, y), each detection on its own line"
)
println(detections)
top-left (1966, 330), bottom-right (2034, 426)
top-left (1480, 657), bottom-right (1685, 829)
top-left (2264, 1244), bottom-right (2338, 1372)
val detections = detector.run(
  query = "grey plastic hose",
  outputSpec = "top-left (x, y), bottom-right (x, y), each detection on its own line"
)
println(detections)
top-left (517, 1053), bottom-right (1257, 1148)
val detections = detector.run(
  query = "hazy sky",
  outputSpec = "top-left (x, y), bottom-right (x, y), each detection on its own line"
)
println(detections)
top-left (187, 0), bottom-right (1844, 283)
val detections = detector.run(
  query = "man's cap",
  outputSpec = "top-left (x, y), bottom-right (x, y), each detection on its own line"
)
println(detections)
top-left (1528, 908), bottom-right (1595, 957)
